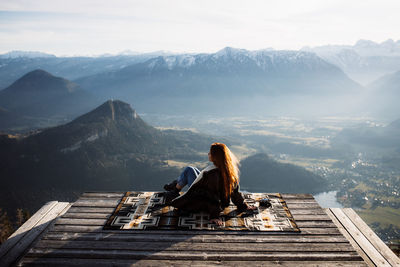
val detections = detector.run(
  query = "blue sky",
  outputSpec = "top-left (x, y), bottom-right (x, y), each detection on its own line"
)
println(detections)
top-left (0, 0), bottom-right (399, 56)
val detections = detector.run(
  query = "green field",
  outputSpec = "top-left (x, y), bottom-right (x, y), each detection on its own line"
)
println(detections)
top-left (356, 207), bottom-right (400, 229)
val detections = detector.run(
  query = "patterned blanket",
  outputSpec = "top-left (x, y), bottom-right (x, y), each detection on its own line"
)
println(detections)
top-left (104, 192), bottom-right (300, 232)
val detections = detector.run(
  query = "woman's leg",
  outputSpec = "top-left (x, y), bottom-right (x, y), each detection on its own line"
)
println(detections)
top-left (176, 166), bottom-right (200, 189)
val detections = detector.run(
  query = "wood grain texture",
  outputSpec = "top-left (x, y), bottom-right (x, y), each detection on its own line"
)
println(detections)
top-left (34, 239), bottom-right (356, 252)
top-left (330, 208), bottom-right (391, 267)
top-left (25, 248), bottom-right (363, 261)
top-left (0, 201), bottom-right (58, 259)
top-left (0, 202), bottom-right (70, 267)
top-left (342, 208), bottom-right (400, 267)
top-left (49, 225), bottom-right (343, 235)
top-left (18, 258), bottom-right (368, 267)
top-left (325, 208), bottom-right (375, 267)
top-left (42, 232), bottom-right (350, 243)
top-left (13, 193), bottom-right (373, 266)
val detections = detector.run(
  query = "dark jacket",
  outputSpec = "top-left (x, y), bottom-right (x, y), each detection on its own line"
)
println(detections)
top-left (170, 167), bottom-right (248, 219)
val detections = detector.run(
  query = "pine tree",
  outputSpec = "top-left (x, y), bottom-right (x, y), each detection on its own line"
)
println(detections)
top-left (0, 208), bottom-right (14, 244)
top-left (23, 209), bottom-right (31, 222)
top-left (16, 208), bottom-right (25, 227)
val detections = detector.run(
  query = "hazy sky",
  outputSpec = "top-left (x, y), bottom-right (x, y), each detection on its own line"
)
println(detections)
top-left (0, 0), bottom-right (399, 56)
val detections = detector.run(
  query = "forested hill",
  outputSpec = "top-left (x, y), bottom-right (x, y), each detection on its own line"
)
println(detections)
top-left (0, 100), bottom-right (216, 217)
top-left (240, 153), bottom-right (327, 194)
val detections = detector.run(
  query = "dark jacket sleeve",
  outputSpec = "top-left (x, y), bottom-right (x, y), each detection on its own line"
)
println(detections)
top-left (231, 184), bottom-right (248, 211)
top-left (171, 169), bottom-right (222, 219)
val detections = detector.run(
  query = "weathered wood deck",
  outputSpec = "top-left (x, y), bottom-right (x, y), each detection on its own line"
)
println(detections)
top-left (1, 192), bottom-right (399, 266)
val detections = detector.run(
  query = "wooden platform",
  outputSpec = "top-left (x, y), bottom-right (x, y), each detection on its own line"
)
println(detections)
top-left (1, 192), bottom-right (399, 266)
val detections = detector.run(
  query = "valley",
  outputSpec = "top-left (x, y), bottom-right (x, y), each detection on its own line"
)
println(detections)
top-left (142, 113), bottom-right (400, 243)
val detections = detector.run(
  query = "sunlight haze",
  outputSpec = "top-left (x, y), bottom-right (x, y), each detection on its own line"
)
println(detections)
top-left (1, 0), bottom-right (399, 55)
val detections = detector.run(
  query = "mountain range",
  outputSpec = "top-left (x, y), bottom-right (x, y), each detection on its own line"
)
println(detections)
top-left (1, 40), bottom-right (399, 124)
top-left (75, 47), bottom-right (363, 116)
top-left (303, 39), bottom-right (400, 85)
top-left (0, 52), bottom-right (170, 89)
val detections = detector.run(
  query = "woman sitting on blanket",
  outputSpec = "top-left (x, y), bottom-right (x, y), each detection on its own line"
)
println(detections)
top-left (163, 142), bottom-right (256, 225)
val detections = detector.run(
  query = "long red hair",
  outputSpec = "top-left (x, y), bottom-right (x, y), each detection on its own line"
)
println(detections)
top-left (210, 143), bottom-right (240, 199)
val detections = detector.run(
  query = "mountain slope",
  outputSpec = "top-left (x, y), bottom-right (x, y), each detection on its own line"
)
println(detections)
top-left (0, 69), bottom-right (97, 119)
top-left (368, 70), bottom-right (400, 95)
top-left (365, 70), bottom-right (400, 118)
top-left (0, 107), bottom-right (35, 130)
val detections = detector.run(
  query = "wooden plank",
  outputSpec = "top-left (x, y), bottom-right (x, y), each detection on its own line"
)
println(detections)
top-left (330, 208), bottom-right (391, 267)
top-left (48, 224), bottom-right (342, 235)
top-left (72, 199), bottom-right (120, 207)
top-left (42, 232), bottom-right (350, 243)
top-left (297, 228), bottom-right (342, 235)
top-left (286, 203), bottom-right (322, 209)
top-left (61, 213), bottom-right (111, 219)
top-left (292, 214), bottom-right (332, 220)
top-left (281, 194), bottom-right (315, 199)
top-left (77, 197), bottom-right (122, 202)
top-left (0, 202), bottom-right (70, 267)
top-left (325, 208), bottom-right (375, 267)
top-left (25, 248), bottom-right (363, 261)
top-left (81, 192), bottom-right (125, 198)
top-left (66, 207), bottom-right (115, 213)
top-left (290, 209), bottom-right (328, 215)
top-left (284, 199), bottom-right (319, 204)
top-left (34, 239), bottom-right (356, 252)
top-left (342, 208), bottom-right (400, 267)
top-left (296, 221), bottom-right (337, 228)
top-left (55, 218), bottom-right (108, 225)
top-left (0, 201), bottom-right (58, 259)
top-left (18, 258), bottom-right (368, 266)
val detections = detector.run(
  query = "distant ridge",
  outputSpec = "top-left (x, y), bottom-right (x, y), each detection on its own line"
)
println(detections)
top-left (3, 69), bottom-right (79, 94)
top-left (0, 50), bottom-right (55, 58)
top-left (0, 69), bottom-right (97, 119)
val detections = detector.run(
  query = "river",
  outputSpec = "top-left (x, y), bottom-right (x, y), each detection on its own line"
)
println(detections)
top-left (313, 190), bottom-right (343, 208)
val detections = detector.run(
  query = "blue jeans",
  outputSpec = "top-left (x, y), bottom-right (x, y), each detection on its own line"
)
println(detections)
top-left (177, 166), bottom-right (201, 188)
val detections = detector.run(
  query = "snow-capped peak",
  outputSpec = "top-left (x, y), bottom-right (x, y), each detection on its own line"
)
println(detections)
top-left (214, 47), bottom-right (248, 58)
top-left (0, 50), bottom-right (56, 59)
